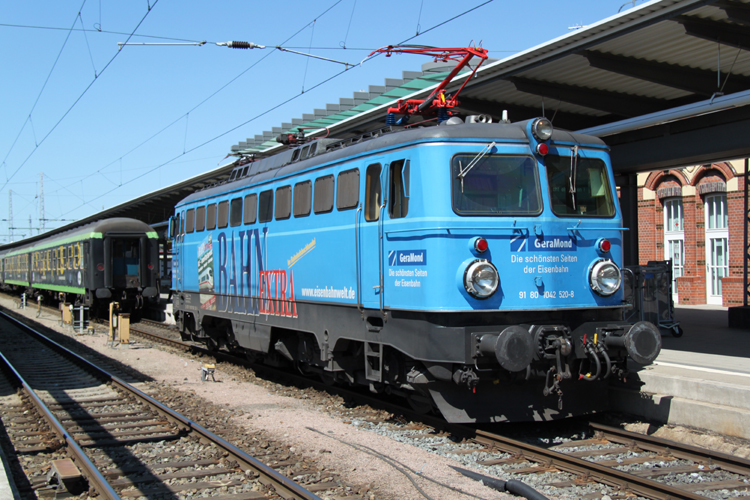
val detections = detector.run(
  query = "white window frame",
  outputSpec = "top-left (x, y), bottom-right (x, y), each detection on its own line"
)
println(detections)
top-left (704, 193), bottom-right (728, 304)
top-left (663, 198), bottom-right (684, 302)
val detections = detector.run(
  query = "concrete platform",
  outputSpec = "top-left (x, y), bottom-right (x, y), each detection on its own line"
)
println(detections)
top-left (611, 304), bottom-right (750, 440)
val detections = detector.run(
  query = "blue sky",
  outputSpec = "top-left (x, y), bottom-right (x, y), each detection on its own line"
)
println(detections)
top-left (0, 0), bottom-right (643, 241)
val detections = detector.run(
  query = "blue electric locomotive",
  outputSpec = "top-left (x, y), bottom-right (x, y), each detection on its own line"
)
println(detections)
top-left (169, 116), bottom-right (661, 422)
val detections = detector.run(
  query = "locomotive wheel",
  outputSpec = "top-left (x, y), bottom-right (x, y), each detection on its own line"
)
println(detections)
top-left (206, 338), bottom-right (218, 352)
top-left (406, 393), bottom-right (434, 414)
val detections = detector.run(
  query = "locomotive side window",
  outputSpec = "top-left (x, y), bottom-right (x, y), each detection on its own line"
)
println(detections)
top-left (545, 155), bottom-right (615, 217)
top-left (218, 201), bottom-right (229, 228)
top-left (365, 163), bottom-right (382, 222)
top-left (314, 175), bottom-right (334, 214)
top-left (451, 154), bottom-right (541, 216)
top-left (206, 204), bottom-right (217, 230)
top-left (244, 194), bottom-right (257, 224)
top-left (336, 168), bottom-right (359, 210)
top-left (294, 181), bottom-right (311, 217)
top-left (259, 190), bottom-right (273, 223)
top-left (275, 186), bottom-right (292, 220)
top-left (230, 198), bottom-right (242, 227)
top-left (389, 159), bottom-right (409, 219)
top-left (185, 209), bottom-right (195, 234)
top-left (196, 206), bottom-right (206, 232)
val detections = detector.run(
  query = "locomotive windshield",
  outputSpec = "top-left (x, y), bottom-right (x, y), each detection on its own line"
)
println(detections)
top-left (451, 154), bottom-right (541, 215)
top-left (546, 155), bottom-right (615, 217)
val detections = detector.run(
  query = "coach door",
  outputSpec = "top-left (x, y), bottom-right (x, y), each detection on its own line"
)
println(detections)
top-left (358, 161), bottom-right (386, 313)
top-left (170, 211), bottom-right (184, 291)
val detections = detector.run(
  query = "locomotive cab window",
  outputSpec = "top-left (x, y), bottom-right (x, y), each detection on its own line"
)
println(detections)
top-left (294, 181), bottom-right (311, 217)
top-left (545, 155), bottom-right (615, 217)
top-left (337, 168), bottom-right (359, 210)
top-left (185, 209), bottom-right (195, 234)
top-left (314, 175), bottom-right (334, 214)
top-left (452, 154), bottom-right (541, 216)
top-left (244, 193), bottom-right (257, 224)
top-left (275, 186), bottom-right (291, 220)
top-left (259, 190), bottom-right (273, 223)
top-left (196, 206), bottom-right (206, 232)
top-left (389, 159), bottom-right (409, 219)
top-left (365, 164), bottom-right (382, 222)
top-left (206, 204), bottom-right (217, 230)
top-left (230, 198), bottom-right (242, 227)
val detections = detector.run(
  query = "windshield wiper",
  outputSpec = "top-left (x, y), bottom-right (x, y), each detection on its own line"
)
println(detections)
top-left (569, 145), bottom-right (579, 211)
top-left (457, 141), bottom-right (496, 192)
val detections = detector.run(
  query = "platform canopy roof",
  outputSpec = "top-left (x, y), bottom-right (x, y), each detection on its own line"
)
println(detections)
top-left (229, 0), bottom-right (750, 176)
top-left (6, 0), bottom-right (749, 247)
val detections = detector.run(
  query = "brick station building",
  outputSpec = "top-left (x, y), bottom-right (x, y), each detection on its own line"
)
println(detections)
top-left (636, 160), bottom-right (747, 307)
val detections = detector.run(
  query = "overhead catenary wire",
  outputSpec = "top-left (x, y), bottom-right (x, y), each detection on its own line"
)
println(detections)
top-left (45, 0), bottom-right (347, 213)
top-left (36, 0), bottom-right (495, 221)
top-left (0, 22), bottom-right (209, 43)
top-left (1, 0), bottom-right (87, 171)
top-left (0, 0), bottom-right (161, 195)
top-left (59, 0), bottom-right (496, 217)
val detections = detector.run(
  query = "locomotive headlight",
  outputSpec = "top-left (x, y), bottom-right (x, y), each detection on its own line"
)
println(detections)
top-left (531, 117), bottom-right (553, 142)
top-left (589, 259), bottom-right (621, 296)
top-left (464, 259), bottom-right (499, 299)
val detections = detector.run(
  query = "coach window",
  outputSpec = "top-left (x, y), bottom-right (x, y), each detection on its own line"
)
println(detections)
top-left (259, 190), bottom-right (273, 223)
top-left (185, 209), bottom-right (195, 234)
top-left (275, 185), bottom-right (292, 220)
top-left (389, 159), bottom-right (409, 219)
top-left (230, 198), bottom-right (242, 227)
top-left (337, 168), bottom-right (360, 210)
top-left (218, 201), bottom-right (229, 228)
top-left (196, 206), bottom-right (205, 232)
top-left (314, 175), bottom-right (334, 214)
top-left (294, 180), bottom-right (312, 217)
top-left (365, 163), bottom-right (382, 222)
top-left (206, 203), bottom-right (217, 230)
top-left (244, 193), bottom-right (257, 224)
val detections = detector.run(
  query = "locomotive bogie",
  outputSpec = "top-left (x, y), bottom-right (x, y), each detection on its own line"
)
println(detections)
top-left (171, 119), bottom-right (661, 422)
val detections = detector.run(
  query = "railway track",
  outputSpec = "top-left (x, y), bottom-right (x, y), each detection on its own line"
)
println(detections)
top-left (123, 321), bottom-right (750, 500)
top-left (0, 311), bottom-right (322, 500)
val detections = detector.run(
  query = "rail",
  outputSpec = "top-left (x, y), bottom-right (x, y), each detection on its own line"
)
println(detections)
top-left (0, 310), bottom-right (323, 500)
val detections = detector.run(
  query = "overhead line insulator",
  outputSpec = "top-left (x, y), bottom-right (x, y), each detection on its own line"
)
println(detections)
top-left (220, 41), bottom-right (265, 50)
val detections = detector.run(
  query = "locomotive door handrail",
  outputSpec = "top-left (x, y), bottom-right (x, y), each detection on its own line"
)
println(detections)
top-left (355, 204), bottom-right (363, 315)
top-left (378, 200), bottom-right (386, 319)
top-left (378, 164), bottom-right (388, 319)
